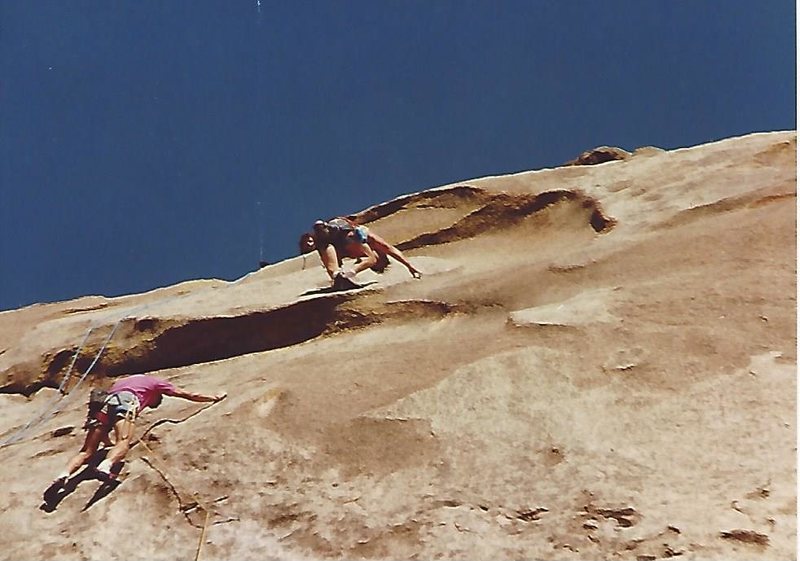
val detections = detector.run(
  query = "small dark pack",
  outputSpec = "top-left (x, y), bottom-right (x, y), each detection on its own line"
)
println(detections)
top-left (87, 388), bottom-right (108, 415)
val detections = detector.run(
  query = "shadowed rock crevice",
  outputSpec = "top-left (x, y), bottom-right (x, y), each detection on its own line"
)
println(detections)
top-left (373, 299), bottom-right (463, 320)
top-left (657, 190), bottom-right (797, 230)
top-left (3, 297), bottom-right (468, 396)
top-left (566, 146), bottom-right (632, 166)
top-left (350, 185), bottom-right (490, 225)
top-left (398, 190), bottom-right (615, 251)
top-left (720, 529), bottom-right (770, 547)
top-left (101, 298), bottom-right (378, 379)
top-left (2, 296), bottom-right (379, 394)
top-left (62, 302), bottom-right (110, 314)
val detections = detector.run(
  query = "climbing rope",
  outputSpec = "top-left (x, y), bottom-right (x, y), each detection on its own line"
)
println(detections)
top-left (137, 435), bottom-right (221, 561)
top-left (53, 319), bottom-right (122, 410)
top-left (0, 282), bottom-right (204, 448)
top-left (0, 320), bottom-right (120, 448)
top-left (0, 327), bottom-right (96, 447)
top-left (57, 327), bottom-right (94, 394)
top-left (135, 401), bottom-right (217, 443)
top-left (1, 265), bottom-right (255, 449)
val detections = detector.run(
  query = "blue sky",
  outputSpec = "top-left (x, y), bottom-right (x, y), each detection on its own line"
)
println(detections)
top-left (0, 1), bottom-right (795, 311)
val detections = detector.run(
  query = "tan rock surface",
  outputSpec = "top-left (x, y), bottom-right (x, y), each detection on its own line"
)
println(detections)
top-left (0, 131), bottom-right (795, 560)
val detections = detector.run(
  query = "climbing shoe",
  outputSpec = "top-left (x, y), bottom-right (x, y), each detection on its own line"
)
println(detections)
top-left (333, 271), bottom-right (360, 290)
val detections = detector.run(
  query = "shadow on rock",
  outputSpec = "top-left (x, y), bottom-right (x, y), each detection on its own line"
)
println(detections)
top-left (301, 281), bottom-right (377, 296)
top-left (39, 451), bottom-right (124, 513)
top-left (81, 469), bottom-right (123, 512)
top-left (40, 465), bottom-right (94, 512)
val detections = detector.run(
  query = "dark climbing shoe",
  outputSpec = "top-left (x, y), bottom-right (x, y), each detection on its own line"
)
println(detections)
top-left (333, 272), bottom-right (361, 290)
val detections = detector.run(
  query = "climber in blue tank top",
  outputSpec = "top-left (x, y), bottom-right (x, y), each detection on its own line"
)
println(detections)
top-left (300, 216), bottom-right (422, 289)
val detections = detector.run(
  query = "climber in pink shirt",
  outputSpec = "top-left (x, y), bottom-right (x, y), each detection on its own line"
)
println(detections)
top-left (48, 374), bottom-right (226, 491)
top-left (107, 374), bottom-right (178, 410)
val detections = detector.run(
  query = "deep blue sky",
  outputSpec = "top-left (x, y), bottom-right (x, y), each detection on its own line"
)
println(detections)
top-left (1, 1), bottom-right (795, 311)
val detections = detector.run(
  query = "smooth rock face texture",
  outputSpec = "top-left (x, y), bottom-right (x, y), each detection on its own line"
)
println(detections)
top-left (0, 131), bottom-right (795, 560)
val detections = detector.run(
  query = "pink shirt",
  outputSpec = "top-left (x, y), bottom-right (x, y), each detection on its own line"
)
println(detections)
top-left (109, 375), bottom-right (176, 410)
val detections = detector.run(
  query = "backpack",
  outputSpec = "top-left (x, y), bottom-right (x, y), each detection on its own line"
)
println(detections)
top-left (326, 218), bottom-right (356, 239)
top-left (87, 388), bottom-right (109, 415)
top-left (315, 218), bottom-right (356, 249)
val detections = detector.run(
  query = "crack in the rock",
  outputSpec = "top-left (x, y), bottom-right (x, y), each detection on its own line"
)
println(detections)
top-left (398, 190), bottom-right (615, 252)
top-left (351, 185), bottom-right (489, 225)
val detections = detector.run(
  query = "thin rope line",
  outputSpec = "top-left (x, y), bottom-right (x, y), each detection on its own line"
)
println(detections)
top-left (57, 326), bottom-right (94, 394)
top-left (1, 316), bottom-right (123, 447)
top-left (138, 437), bottom-right (215, 560)
top-left (1, 270), bottom-right (252, 448)
top-left (0, 324), bottom-right (102, 447)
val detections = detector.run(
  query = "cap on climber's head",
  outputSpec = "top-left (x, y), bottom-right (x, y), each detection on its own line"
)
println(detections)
top-left (299, 232), bottom-right (316, 254)
top-left (311, 219), bottom-right (332, 244)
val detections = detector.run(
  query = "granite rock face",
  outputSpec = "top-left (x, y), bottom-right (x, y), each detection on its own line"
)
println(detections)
top-left (0, 131), bottom-right (795, 561)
